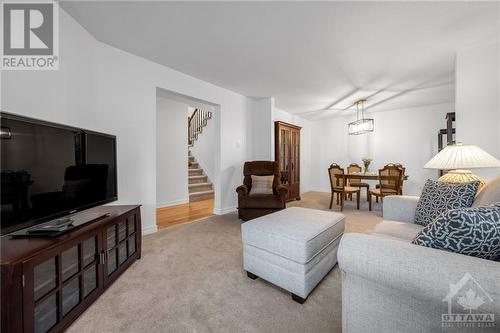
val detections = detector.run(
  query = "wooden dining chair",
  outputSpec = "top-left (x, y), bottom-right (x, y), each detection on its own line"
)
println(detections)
top-left (347, 163), bottom-right (370, 201)
top-left (394, 164), bottom-right (406, 195)
top-left (368, 165), bottom-right (403, 211)
top-left (328, 164), bottom-right (360, 211)
top-left (374, 163), bottom-right (406, 201)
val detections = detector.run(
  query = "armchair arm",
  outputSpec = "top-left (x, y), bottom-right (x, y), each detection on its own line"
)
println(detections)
top-left (275, 184), bottom-right (288, 198)
top-left (383, 195), bottom-right (419, 223)
top-left (338, 233), bottom-right (500, 312)
top-left (236, 184), bottom-right (249, 196)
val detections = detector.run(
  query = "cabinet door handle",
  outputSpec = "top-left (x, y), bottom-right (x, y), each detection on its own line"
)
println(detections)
top-left (99, 252), bottom-right (106, 264)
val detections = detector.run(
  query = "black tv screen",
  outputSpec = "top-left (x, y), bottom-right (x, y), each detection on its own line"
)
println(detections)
top-left (1, 113), bottom-right (117, 235)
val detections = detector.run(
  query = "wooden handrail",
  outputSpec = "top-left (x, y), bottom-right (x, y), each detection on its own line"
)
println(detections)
top-left (188, 108), bottom-right (199, 128)
top-left (188, 108), bottom-right (212, 146)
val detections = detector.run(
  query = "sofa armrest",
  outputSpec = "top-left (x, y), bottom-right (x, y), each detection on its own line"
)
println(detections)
top-left (275, 184), bottom-right (288, 198)
top-left (236, 185), bottom-right (249, 196)
top-left (383, 195), bottom-right (419, 223)
top-left (338, 233), bottom-right (500, 311)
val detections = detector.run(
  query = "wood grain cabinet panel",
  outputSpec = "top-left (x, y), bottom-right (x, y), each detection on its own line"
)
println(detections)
top-left (275, 121), bottom-right (301, 201)
top-left (1, 205), bottom-right (141, 333)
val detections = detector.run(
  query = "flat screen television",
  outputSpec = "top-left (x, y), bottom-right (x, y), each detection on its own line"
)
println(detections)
top-left (1, 112), bottom-right (117, 235)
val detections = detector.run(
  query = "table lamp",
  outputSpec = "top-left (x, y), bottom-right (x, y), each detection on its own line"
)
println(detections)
top-left (424, 143), bottom-right (500, 189)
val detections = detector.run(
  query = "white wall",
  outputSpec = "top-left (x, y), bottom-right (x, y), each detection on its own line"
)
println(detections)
top-left (308, 103), bottom-right (454, 195)
top-left (190, 108), bottom-right (216, 182)
top-left (1, 8), bottom-right (250, 234)
top-left (455, 42), bottom-right (500, 180)
top-left (245, 98), bottom-right (312, 192)
top-left (247, 97), bottom-right (273, 160)
top-left (156, 97), bottom-right (189, 207)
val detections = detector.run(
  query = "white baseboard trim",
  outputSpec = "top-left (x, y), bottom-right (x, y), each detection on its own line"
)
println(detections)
top-left (156, 198), bottom-right (189, 209)
top-left (142, 224), bottom-right (158, 236)
top-left (213, 206), bottom-right (237, 215)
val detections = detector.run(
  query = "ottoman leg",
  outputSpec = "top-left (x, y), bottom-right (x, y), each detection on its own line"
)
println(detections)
top-left (246, 271), bottom-right (258, 280)
top-left (292, 293), bottom-right (307, 304)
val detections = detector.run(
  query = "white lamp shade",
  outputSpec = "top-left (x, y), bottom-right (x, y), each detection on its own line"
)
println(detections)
top-left (424, 144), bottom-right (500, 170)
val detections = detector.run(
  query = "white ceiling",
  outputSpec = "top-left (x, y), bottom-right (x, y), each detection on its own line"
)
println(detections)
top-left (61, 1), bottom-right (499, 119)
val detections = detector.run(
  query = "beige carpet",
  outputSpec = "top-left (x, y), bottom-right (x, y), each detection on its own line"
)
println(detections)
top-left (67, 192), bottom-right (382, 333)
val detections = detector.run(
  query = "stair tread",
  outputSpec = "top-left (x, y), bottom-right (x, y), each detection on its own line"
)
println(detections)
top-left (189, 182), bottom-right (212, 187)
top-left (189, 190), bottom-right (214, 195)
top-left (189, 175), bottom-right (207, 179)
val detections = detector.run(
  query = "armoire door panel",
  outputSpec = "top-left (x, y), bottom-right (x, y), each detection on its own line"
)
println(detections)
top-left (275, 121), bottom-right (301, 201)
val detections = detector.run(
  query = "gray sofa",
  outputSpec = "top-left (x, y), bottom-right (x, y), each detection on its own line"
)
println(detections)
top-left (338, 177), bottom-right (500, 333)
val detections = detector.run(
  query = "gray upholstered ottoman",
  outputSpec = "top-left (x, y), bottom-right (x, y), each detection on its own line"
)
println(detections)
top-left (241, 207), bottom-right (345, 303)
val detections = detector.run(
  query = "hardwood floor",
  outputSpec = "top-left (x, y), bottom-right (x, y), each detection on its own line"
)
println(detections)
top-left (156, 198), bottom-right (214, 230)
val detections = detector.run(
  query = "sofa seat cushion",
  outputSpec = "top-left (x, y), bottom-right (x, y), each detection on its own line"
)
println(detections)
top-left (369, 188), bottom-right (398, 196)
top-left (412, 203), bottom-right (500, 261)
top-left (240, 194), bottom-right (284, 209)
top-left (372, 220), bottom-right (424, 241)
top-left (241, 207), bottom-right (345, 264)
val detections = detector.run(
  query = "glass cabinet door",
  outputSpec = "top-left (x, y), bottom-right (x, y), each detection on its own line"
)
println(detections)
top-left (27, 233), bottom-right (101, 333)
top-left (275, 122), bottom-right (301, 201)
top-left (106, 225), bottom-right (118, 275)
top-left (104, 214), bottom-right (138, 283)
top-left (33, 258), bottom-right (57, 301)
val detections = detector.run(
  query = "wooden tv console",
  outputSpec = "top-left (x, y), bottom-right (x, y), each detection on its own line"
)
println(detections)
top-left (1, 205), bottom-right (141, 333)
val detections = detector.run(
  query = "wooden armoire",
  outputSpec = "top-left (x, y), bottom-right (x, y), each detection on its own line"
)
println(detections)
top-left (274, 121), bottom-right (301, 201)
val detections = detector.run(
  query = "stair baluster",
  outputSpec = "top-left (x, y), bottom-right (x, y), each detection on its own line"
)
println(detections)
top-left (188, 108), bottom-right (213, 146)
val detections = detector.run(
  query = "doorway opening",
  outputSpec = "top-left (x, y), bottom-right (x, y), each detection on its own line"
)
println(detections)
top-left (155, 88), bottom-right (219, 230)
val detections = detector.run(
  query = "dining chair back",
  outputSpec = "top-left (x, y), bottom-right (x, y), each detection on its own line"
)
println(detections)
top-left (328, 163), bottom-right (346, 189)
top-left (328, 163), bottom-right (361, 211)
top-left (376, 163), bottom-right (406, 194)
top-left (378, 165), bottom-right (403, 196)
top-left (386, 163), bottom-right (406, 194)
top-left (346, 163), bottom-right (370, 201)
top-left (347, 163), bottom-right (362, 174)
top-left (347, 163), bottom-right (361, 183)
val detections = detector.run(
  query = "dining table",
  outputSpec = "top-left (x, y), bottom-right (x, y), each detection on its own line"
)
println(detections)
top-left (345, 171), bottom-right (409, 181)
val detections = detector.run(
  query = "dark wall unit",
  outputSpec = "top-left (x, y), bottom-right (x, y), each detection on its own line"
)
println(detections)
top-left (1, 205), bottom-right (141, 333)
top-left (274, 121), bottom-right (301, 201)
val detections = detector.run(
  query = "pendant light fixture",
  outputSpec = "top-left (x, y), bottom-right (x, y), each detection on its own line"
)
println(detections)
top-left (348, 99), bottom-right (374, 135)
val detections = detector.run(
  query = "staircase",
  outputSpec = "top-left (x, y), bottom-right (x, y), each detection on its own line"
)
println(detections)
top-left (188, 152), bottom-right (214, 202)
top-left (188, 108), bottom-right (212, 147)
top-left (187, 108), bottom-right (214, 202)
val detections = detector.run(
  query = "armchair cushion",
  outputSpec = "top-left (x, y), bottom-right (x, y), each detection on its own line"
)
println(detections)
top-left (240, 194), bottom-right (285, 210)
top-left (249, 175), bottom-right (274, 195)
top-left (412, 203), bottom-right (500, 261)
top-left (372, 220), bottom-right (424, 241)
top-left (414, 179), bottom-right (479, 226)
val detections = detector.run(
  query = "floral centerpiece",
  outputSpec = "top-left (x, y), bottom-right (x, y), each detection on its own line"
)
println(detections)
top-left (362, 157), bottom-right (372, 173)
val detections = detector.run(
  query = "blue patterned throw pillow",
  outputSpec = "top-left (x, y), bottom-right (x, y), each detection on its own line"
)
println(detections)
top-left (414, 180), bottom-right (479, 226)
top-left (412, 203), bottom-right (500, 261)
